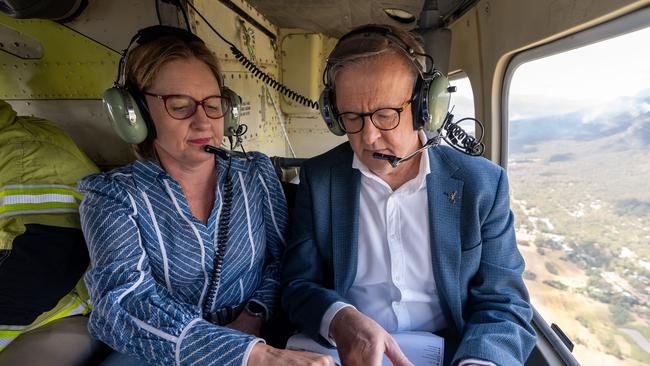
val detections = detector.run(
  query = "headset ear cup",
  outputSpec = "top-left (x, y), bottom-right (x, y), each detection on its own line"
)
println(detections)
top-left (411, 77), bottom-right (425, 130)
top-left (102, 86), bottom-right (149, 144)
top-left (319, 88), bottom-right (345, 136)
top-left (221, 87), bottom-right (241, 137)
top-left (425, 74), bottom-right (451, 133)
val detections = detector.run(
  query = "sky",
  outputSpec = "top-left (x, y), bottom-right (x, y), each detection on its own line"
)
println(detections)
top-left (449, 77), bottom-right (474, 119)
top-left (508, 25), bottom-right (650, 120)
top-left (447, 25), bottom-right (650, 122)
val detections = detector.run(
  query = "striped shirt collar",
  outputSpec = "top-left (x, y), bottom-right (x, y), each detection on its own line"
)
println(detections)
top-left (131, 153), bottom-right (255, 191)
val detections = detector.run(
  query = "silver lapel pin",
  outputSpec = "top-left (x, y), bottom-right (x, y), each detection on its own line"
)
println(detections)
top-left (447, 191), bottom-right (457, 204)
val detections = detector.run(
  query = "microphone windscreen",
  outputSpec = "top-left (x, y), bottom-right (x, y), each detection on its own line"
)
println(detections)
top-left (203, 144), bottom-right (230, 160)
top-left (372, 152), bottom-right (400, 167)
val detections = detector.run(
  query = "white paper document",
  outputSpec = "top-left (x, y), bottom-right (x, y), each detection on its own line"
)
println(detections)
top-left (286, 331), bottom-right (444, 366)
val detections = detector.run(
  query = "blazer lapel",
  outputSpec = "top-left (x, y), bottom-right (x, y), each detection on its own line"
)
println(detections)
top-left (331, 162), bottom-right (360, 297)
top-left (427, 148), bottom-right (464, 331)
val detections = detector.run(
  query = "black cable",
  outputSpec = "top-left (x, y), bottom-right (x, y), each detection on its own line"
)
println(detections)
top-left (233, 123), bottom-right (247, 137)
top-left (158, 0), bottom-right (191, 31)
top-left (440, 113), bottom-right (485, 156)
top-left (202, 155), bottom-right (233, 317)
top-left (229, 124), bottom-right (252, 160)
top-left (231, 47), bottom-right (320, 109)
top-left (182, 0), bottom-right (320, 110)
top-left (155, 0), bottom-right (162, 25)
top-left (184, 0), bottom-right (236, 49)
top-left (178, 1), bottom-right (190, 31)
top-left (217, 0), bottom-right (276, 41)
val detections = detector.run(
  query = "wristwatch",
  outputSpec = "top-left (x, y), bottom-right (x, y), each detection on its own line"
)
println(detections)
top-left (244, 300), bottom-right (267, 322)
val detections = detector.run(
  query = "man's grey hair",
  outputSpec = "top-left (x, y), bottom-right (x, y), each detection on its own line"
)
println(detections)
top-left (326, 24), bottom-right (427, 88)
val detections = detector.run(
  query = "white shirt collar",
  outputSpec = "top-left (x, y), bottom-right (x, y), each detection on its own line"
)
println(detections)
top-left (352, 131), bottom-right (431, 193)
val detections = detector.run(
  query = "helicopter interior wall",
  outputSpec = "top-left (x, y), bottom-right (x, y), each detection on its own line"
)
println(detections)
top-left (1, 0), bottom-right (292, 169)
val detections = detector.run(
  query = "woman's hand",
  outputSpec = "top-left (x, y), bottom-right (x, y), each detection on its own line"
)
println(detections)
top-left (248, 344), bottom-right (336, 366)
top-left (329, 307), bottom-right (414, 366)
top-left (226, 311), bottom-right (263, 337)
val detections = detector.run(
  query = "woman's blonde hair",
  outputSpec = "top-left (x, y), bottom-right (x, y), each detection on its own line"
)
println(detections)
top-left (125, 35), bottom-right (223, 160)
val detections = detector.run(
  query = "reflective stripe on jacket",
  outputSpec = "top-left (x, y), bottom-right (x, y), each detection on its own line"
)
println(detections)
top-left (0, 184), bottom-right (83, 219)
top-left (0, 99), bottom-right (98, 351)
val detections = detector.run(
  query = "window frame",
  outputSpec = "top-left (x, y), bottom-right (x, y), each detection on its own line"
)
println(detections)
top-left (500, 6), bottom-right (650, 365)
top-left (500, 5), bottom-right (650, 169)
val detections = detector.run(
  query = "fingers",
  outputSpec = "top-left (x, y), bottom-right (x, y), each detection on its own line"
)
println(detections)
top-left (298, 353), bottom-right (335, 366)
top-left (283, 350), bottom-right (337, 366)
top-left (248, 345), bottom-right (312, 366)
top-left (384, 337), bottom-right (414, 366)
top-left (364, 344), bottom-right (385, 366)
top-left (321, 355), bottom-right (337, 366)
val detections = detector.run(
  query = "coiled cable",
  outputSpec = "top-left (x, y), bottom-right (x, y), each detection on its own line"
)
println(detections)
top-left (202, 156), bottom-right (233, 316)
top-left (183, 0), bottom-right (320, 110)
top-left (230, 46), bottom-right (319, 109)
top-left (440, 113), bottom-right (485, 156)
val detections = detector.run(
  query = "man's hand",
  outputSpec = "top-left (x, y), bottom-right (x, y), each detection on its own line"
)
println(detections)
top-left (248, 344), bottom-right (336, 366)
top-left (329, 307), bottom-right (414, 366)
top-left (226, 310), bottom-right (263, 337)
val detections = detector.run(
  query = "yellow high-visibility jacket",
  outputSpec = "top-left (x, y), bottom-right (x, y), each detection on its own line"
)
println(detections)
top-left (0, 100), bottom-right (99, 351)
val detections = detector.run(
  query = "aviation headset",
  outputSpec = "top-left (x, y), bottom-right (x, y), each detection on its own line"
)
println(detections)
top-left (319, 25), bottom-right (451, 136)
top-left (102, 25), bottom-right (242, 144)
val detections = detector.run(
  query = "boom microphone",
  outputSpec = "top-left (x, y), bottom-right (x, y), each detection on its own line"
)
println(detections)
top-left (203, 144), bottom-right (231, 160)
top-left (373, 136), bottom-right (441, 168)
top-left (372, 111), bottom-right (486, 168)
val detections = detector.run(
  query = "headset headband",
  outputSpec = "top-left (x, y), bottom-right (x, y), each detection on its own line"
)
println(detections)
top-left (325, 25), bottom-right (434, 84)
top-left (104, 25), bottom-right (242, 143)
top-left (319, 24), bottom-right (450, 135)
top-left (116, 25), bottom-right (204, 87)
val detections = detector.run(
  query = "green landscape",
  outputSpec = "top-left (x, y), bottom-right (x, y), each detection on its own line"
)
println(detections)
top-left (507, 94), bottom-right (650, 365)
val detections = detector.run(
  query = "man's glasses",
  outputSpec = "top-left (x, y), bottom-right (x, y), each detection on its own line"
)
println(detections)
top-left (143, 92), bottom-right (231, 120)
top-left (336, 100), bottom-right (411, 134)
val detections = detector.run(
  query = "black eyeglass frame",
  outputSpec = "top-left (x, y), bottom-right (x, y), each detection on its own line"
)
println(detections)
top-left (143, 92), bottom-right (231, 120)
top-left (336, 100), bottom-right (412, 134)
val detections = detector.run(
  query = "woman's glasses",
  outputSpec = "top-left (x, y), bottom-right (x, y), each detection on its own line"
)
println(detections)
top-left (143, 92), bottom-right (231, 120)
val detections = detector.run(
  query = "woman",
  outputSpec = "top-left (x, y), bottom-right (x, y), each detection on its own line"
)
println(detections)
top-left (79, 27), bottom-right (333, 366)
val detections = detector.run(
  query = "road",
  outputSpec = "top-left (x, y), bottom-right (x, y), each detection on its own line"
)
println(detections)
top-left (620, 328), bottom-right (650, 354)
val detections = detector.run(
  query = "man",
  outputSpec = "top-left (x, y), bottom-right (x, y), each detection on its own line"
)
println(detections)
top-left (281, 25), bottom-right (536, 366)
top-left (0, 100), bottom-right (105, 365)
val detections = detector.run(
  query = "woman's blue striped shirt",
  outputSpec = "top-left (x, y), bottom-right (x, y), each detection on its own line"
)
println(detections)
top-left (78, 152), bottom-right (287, 366)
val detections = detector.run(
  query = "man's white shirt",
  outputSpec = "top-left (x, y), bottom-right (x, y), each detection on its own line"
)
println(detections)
top-left (319, 133), bottom-right (495, 366)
